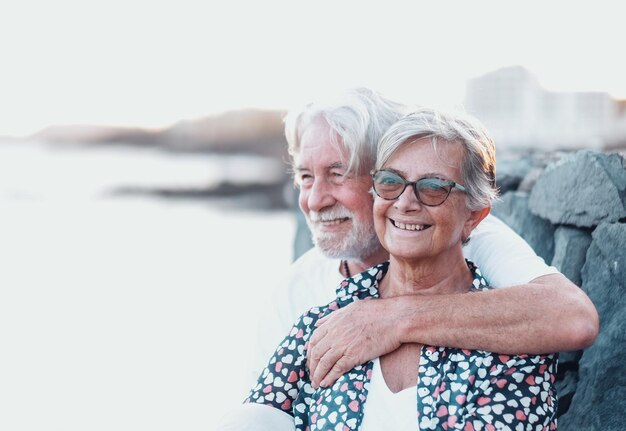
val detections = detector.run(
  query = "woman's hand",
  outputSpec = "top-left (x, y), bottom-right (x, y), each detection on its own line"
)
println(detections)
top-left (306, 298), bottom-right (403, 388)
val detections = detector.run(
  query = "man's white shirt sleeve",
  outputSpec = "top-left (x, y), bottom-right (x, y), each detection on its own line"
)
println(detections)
top-left (463, 214), bottom-right (558, 287)
top-left (247, 247), bottom-right (343, 386)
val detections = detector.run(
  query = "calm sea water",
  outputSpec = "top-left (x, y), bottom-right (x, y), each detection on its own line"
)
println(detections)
top-left (0, 141), bottom-right (296, 431)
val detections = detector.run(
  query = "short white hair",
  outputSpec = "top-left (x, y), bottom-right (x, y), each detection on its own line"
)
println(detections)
top-left (284, 87), bottom-right (409, 175)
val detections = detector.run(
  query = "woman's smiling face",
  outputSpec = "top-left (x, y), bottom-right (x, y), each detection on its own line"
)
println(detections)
top-left (373, 137), bottom-right (479, 262)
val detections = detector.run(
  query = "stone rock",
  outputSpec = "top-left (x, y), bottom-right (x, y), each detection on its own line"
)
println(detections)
top-left (551, 226), bottom-right (593, 286)
top-left (558, 222), bottom-right (626, 430)
top-left (517, 151), bottom-right (566, 192)
top-left (556, 369), bottom-right (579, 417)
top-left (555, 350), bottom-right (583, 417)
top-left (496, 155), bottom-right (534, 195)
top-left (517, 166), bottom-right (545, 192)
top-left (491, 191), bottom-right (555, 264)
top-left (528, 151), bottom-right (626, 227)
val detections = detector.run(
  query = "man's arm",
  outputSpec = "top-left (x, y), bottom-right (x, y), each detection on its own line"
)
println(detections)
top-left (308, 272), bottom-right (598, 388)
top-left (394, 272), bottom-right (598, 353)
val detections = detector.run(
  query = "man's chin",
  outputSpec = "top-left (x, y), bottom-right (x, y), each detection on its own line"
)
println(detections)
top-left (313, 237), bottom-right (364, 260)
top-left (312, 237), bottom-right (343, 256)
top-left (316, 247), bottom-right (346, 259)
top-left (314, 231), bottom-right (383, 262)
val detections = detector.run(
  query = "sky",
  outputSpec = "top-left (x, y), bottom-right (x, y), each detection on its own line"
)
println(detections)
top-left (1, 0), bottom-right (624, 137)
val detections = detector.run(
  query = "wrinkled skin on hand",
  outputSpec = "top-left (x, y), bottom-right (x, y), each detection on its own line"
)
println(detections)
top-left (306, 298), bottom-right (403, 388)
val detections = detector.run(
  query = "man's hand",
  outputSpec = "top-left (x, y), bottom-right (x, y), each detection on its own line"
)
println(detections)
top-left (306, 298), bottom-right (402, 388)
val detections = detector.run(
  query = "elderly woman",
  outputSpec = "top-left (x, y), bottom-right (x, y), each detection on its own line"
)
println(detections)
top-left (243, 108), bottom-right (558, 430)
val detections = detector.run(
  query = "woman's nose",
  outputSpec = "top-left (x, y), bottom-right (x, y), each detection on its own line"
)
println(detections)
top-left (394, 184), bottom-right (422, 211)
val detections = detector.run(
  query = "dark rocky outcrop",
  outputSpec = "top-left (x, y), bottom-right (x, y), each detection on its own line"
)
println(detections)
top-left (491, 191), bottom-right (556, 264)
top-left (494, 150), bottom-right (626, 429)
top-left (559, 223), bottom-right (626, 430)
top-left (112, 180), bottom-right (292, 211)
top-left (494, 155), bottom-right (535, 195)
top-left (528, 151), bottom-right (626, 227)
top-left (27, 109), bottom-right (294, 210)
top-left (551, 227), bottom-right (593, 287)
top-left (31, 108), bottom-right (289, 159)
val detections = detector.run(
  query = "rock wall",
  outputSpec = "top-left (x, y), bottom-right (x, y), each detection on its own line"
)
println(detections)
top-left (493, 150), bottom-right (626, 430)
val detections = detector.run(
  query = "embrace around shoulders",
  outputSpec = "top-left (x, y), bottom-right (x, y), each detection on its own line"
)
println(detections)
top-left (245, 262), bottom-right (558, 430)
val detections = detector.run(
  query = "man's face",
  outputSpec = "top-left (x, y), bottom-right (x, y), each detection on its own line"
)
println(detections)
top-left (293, 119), bottom-right (381, 261)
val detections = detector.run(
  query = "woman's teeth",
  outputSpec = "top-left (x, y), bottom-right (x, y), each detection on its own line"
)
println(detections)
top-left (392, 220), bottom-right (429, 231)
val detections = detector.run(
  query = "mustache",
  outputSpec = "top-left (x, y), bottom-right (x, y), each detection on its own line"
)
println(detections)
top-left (308, 205), bottom-right (353, 222)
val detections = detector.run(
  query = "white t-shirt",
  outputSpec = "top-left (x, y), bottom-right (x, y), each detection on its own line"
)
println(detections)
top-left (248, 214), bottom-right (558, 385)
top-left (360, 358), bottom-right (417, 431)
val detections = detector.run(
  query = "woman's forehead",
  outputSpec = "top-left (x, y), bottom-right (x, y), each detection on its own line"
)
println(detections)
top-left (385, 138), bottom-right (464, 177)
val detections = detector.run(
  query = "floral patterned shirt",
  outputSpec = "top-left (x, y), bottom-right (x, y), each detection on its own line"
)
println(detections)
top-left (245, 261), bottom-right (558, 430)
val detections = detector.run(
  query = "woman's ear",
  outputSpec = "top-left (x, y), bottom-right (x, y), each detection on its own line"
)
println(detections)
top-left (462, 206), bottom-right (491, 240)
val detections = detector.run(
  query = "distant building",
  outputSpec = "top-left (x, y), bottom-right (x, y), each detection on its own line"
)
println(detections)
top-left (464, 66), bottom-right (626, 151)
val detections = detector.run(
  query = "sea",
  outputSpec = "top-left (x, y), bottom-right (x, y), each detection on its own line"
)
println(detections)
top-left (0, 141), bottom-right (297, 431)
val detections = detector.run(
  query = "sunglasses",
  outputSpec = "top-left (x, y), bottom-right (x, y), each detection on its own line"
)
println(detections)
top-left (372, 169), bottom-right (466, 207)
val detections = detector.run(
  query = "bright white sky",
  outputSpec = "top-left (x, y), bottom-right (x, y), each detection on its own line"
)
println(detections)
top-left (1, 0), bottom-right (624, 137)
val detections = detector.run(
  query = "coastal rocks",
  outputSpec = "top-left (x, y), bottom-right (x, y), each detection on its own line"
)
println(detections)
top-left (528, 151), bottom-right (626, 227)
top-left (558, 223), bottom-right (626, 430)
top-left (494, 155), bottom-right (535, 194)
top-left (496, 151), bottom-right (564, 194)
top-left (555, 349), bottom-right (583, 418)
top-left (491, 191), bottom-right (555, 264)
top-left (34, 108), bottom-right (289, 158)
top-left (551, 226), bottom-right (593, 287)
top-left (493, 150), bottom-right (626, 429)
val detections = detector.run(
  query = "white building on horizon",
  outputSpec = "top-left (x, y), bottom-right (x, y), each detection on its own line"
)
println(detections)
top-left (464, 66), bottom-right (626, 151)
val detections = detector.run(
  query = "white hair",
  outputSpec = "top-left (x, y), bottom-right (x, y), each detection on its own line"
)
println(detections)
top-left (284, 87), bottom-right (409, 175)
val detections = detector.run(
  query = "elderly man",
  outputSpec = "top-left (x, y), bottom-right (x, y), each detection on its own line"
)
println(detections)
top-left (219, 88), bottom-right (598, 429)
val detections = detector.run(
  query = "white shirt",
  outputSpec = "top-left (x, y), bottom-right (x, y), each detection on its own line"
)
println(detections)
top-left (360, 358), bottom-right (417, 431)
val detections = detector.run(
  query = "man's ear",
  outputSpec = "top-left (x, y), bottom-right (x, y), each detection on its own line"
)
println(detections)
top-left (462, 206), bottom-right (491, 240)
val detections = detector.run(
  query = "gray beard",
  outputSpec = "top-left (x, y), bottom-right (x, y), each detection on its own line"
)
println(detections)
top-left (310, 222), bottom-right (382, 262)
